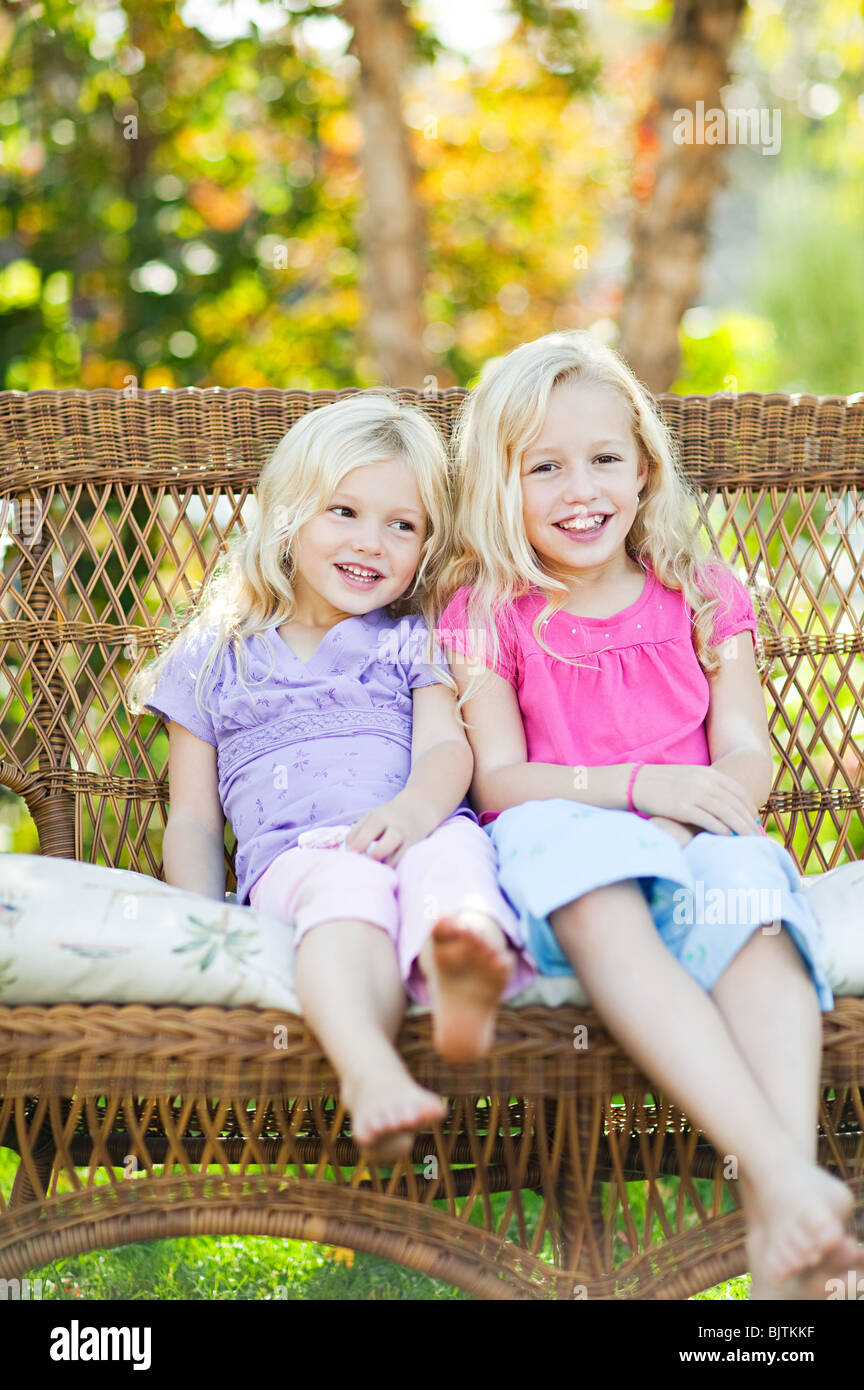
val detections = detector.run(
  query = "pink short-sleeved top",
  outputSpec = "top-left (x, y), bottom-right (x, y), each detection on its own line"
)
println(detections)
top-left (437, 564), bottom-right (758, 823)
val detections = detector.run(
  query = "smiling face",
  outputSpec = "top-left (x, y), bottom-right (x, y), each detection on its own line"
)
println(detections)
top-left (519, 377), bottom-right (648, 580)
top-left (289, 456), bottom-right (427, 624)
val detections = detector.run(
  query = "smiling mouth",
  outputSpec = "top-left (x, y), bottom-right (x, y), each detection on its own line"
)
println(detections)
top-left (334, 562), bottom-right (384, 584)
top-left (554, 514), bottom-right (612, 536)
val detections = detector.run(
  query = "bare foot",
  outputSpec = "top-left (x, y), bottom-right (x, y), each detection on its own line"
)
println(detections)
top-left (746, 1161), bottom-right (856, 1294)
top-left (421, 912), bottom-right (515, 1063)
top-left (750, 1236), bottom-right (863, 1300)
top-left (341, 1073), bottom-right (446, 1164)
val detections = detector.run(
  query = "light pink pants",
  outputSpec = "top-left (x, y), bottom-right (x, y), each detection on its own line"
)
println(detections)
top-left (248, 814), bottom-right (535, 1003)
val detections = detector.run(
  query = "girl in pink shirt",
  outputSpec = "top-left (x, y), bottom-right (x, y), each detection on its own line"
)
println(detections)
top-left (437, 329), bottom-right (861, 1299)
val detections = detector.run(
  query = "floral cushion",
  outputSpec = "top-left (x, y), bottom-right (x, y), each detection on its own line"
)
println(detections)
top-left (0, 853), bottom-right (860, 1010)
top-left (0, 854), bottom-right (295, 1008)
top-left (801, 861), bottom-right (864, 998)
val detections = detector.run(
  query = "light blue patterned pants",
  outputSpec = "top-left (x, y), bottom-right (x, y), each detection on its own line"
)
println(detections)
top-left (486, 800), bottom-right (833, 1011)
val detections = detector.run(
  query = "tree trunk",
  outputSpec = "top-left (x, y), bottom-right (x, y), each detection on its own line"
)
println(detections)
top-left (617, 0), bottom-right (748, 393)
top-left (339, 0), bottom-right (433, 389)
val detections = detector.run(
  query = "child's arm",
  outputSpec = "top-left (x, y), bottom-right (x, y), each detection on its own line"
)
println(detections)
top-left (651, 633), bottom-right (772, 845)
top-left (440, 643), bottom-right (759, 835)
top-left (345, 682), bottom-right (473, 865)
top-left (162, 720), bottom-right (227, 901)
top-left (440, 647), bottom-right (632, 808)
top-left (705, 631), bottom-right (774, 806)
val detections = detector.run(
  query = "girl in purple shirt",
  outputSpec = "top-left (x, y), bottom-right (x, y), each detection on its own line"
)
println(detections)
top-left (437, 330), bottom-right (861, 1299)
top-left (129, 392), bottom-right (532, 1161)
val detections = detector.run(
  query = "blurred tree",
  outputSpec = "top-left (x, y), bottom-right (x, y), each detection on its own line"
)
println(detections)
top-left (0, 0), bottom-right (605, 390)
top-left (0, 0), bottom-right (360, 388)
top-left (617, 0), bottom-right (749, 391)
top-left (339, 0), bottom-right (435, 388)
top-left (670, 0), bottom-right (864, 394)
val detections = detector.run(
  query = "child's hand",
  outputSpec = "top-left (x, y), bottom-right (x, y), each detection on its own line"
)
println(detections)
top-left (632, 764), bottom-right (761, 837)
top-left (345, 793), bottom-right (432, 866)
top-left (649, 815), bottom-right (696, 847)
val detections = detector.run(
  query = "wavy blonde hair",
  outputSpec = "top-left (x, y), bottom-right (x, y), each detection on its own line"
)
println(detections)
top-left (437, 329), bottom-right (730, 705)
top-left (128, 391), bottom-right (456, 725)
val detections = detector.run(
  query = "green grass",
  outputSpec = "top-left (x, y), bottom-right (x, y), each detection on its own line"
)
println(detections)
top-left (25, 1233), bottom-right (748, 1301)
top-left (29, 1236), bottom-right (472, 1301)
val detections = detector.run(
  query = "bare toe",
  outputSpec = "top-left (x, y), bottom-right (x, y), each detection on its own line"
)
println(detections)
top-left (349, 1081), bottom-right (445, 1163)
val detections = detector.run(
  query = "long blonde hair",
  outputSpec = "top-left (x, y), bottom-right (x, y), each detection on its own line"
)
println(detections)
top-left (437, 329), bottom-right (730, 704)
top-left (128, 391), bottom-right (456, 724)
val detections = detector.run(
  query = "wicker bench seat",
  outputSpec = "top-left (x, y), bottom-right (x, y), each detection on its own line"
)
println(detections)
top-left (0, 385), bottom-right (861, 1300)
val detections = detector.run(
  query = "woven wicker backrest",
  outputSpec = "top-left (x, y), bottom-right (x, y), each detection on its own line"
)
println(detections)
top-left (0, 388), bottom-right (861, 884)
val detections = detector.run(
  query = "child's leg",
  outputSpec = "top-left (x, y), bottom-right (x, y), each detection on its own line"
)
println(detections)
top-left (674, 830), bottom-right (861, 1297)
top-left (396, 816), bottom-right (535, 1062)
top-left (251, 846), bottom-right (445, 1160)
top-left (712, 928), bottom-right (821, 1158)
top-left (550, 881), bottom-right (858, 1291)
top-left (293, 919), bottom-right (445, 1160)
top-left (709, 926), bottom-right (860, 1297)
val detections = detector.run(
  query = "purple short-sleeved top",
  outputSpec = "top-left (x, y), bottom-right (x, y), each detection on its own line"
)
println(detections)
top-left (144, 608), bottom-right (476, 905)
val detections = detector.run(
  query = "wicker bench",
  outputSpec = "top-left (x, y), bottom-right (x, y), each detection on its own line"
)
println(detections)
top-left (0, 386), bottom-right (861, 1300)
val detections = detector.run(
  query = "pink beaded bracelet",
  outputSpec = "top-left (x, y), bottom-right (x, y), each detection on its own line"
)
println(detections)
top-left (627, 762), bottom-right (651, 819)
